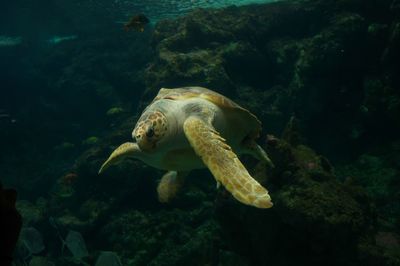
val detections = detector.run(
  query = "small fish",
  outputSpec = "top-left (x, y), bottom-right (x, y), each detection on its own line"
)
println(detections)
top-left (0, 36), bottom-right (22, 47)
top-left (124, 14), bottom-right (150, 32)
top-left (47, 35), bottom-right (77, 45)
top-left (0, 110), bottom-right (17, 124)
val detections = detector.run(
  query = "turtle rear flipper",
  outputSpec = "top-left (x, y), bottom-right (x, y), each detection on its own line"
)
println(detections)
top-left (157, 171), bottom-right (188, 203)
top-left (183, 117), bottom-right (273, 209)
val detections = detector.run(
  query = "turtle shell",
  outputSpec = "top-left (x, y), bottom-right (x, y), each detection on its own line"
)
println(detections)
top-left (152, 87), bottom-right (262, 140)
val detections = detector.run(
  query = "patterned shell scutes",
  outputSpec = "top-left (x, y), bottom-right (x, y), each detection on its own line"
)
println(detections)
top-left (152, 86), bottom-right (262, 138)
top-left (153, 87), bottom-right (239, 109)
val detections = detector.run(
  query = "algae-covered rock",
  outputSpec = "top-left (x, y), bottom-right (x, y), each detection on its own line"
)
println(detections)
top-left (215, 136), bottom-right (377, 265)
top-left (65, 230), bottom-right (89, 260)
top-left (82, 136), bottom-right (100, 146)
top-left (146, 0), bottom-right (400, 161)
top-left (19, 227), bottom-right (45, 255)
top-left (29, 256), bottom-right (55, 266)
top-left (55, 212), bottom-right (88, 229)
top-left (78, 198), bottom-right (110, 221)
top-left (337, 149), bottom-right (400, 233)
top-left (218, 250), bottom-right (249, 266)
top-left (100, 205), bottom-right (219, 266)
top-left (54, 142), bottom-right (75, 151)
top-left (106, 107), bottom-right (124, 117)
top-left (95, 251), bottom-right (122, 266)
top-left (339, 155), bottom-right (397, 203)
top-left (51, 197), bottom-right (113, 232)
top-left (16, 200), bottom-right (44, 226)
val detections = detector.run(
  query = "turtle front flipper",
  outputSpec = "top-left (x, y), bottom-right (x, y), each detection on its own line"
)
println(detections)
top-left (157, 171), bottom-right (188, 203)
top-left (98, 142), bottom-right (141, 174)
top-left (183, 117), bottom-right (273, 209)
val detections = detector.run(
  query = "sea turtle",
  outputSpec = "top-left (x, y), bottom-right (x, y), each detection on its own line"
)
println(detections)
top-left (99, 87), bottom-right (274, 208)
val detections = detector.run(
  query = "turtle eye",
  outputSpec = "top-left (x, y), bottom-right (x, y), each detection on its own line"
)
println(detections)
top-left (146, 127), bottom-right (154, 138)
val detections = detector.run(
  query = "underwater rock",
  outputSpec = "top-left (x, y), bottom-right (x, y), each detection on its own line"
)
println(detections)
top-left (16, 200), bottom-right (44, 226)
top-left (19, 227), bottom-right (45, 255)
top-left (54, 142), bottom-right (75, 151)
top-left (51, 197), bottom-right (113, 233)
top-left (106, 107), bottom-right (124, 117)
top-left (146, 0), bottom-right (400, 160)
top-left (29, 256), bottom-right (55, 266)
top-left (336, 146), bottom-right (400, 236)
top-left (339, 155), bottom-right (397, 205)
top-left (54, 213), bottom-right (88, 230)
top-left (215, 136), bottom-right (378, 265)
top-left (95, 251), bottom-right (122, 266)
top-left (51, 176), bottom-right (76, 200)
top-left (82, 136), bottom-right (100, 146)
top-left (65, 230), bottom-right (89, 260)
top-left (376, 232), bottom-right (400, 250)
top-left (100, 206), bottom-right (219, 265)
top-left (218, 250), bottom-right (249, 266)
top-left (281, 116), bottom-right (304, 147)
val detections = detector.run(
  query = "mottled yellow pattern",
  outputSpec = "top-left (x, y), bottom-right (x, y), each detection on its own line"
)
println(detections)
top-left (183, 116), bottom-right (273, 208)
top-left (157, 171), bottom-right (186, 203)
top-left (133, 111), bottom-right (168, 151)
top-left (98, 142), bottom-right (139, 174)
top-left (154, 87), bottom-right (258, 121)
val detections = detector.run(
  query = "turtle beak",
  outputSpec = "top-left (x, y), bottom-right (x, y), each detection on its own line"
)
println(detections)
top-left (98, 142), bottom-right (141, 174)
top-left (136, 136), bottom-right (156, 152)
top-left (134, 124), bottom-right (157, 152)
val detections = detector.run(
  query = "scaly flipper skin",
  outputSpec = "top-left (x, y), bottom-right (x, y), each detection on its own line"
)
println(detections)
top-left (183, 117), bottom-right (273, 208)
top-left (157, 171), bottom-right (188, 203)
top-left (98, 142), bottom-right (140, 174)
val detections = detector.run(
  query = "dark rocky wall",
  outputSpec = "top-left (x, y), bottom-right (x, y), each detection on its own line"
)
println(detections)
top-left (144, 0), bottom-right (400, 162)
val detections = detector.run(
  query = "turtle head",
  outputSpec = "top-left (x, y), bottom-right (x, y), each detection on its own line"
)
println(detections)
top-left (133, 110), bottom-right (168, 152)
